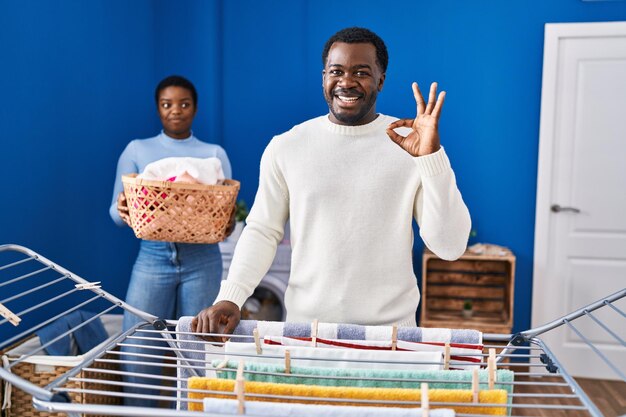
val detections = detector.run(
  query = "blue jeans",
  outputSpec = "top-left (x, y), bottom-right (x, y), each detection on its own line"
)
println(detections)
top-left (120, 240), bottom-right (222, 407)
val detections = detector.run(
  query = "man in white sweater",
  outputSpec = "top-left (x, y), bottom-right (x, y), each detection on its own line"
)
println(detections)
top-left (193, 27), bottom-right (470, 337)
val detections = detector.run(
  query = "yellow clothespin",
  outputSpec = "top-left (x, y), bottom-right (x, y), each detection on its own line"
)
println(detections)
top-left (472, 367), bottom-right (479, 403)
top-left (311, 319), bottom-right (318, 347)
top-left (488, 348), bottom-right (497, 389)
top-left (391, 324), bottom-right (398, 351)
top-left (0, 302), bottom-right (21, 327)
top-left (235, 360), bottom-right (245, 414)
top-left (74, 281), bottom-right (101, 290)
top-left (253, 327), bottom-right (262, 355)
top-left (421, 382), bottom-right (429, 417)
top-left (285, 349), bottom-right (291, 374)
top-left (443, 342), bottom-right (451, 370)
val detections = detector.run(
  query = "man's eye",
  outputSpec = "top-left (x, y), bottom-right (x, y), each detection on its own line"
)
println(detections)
top-left (356, 71), bottom-right (370, 77)
top-left (330, 70), bottom-right (343, 76)
top-left (162, 103), bottom-right (170, 109)
top-left (182, 103), bottom-right (189, 108)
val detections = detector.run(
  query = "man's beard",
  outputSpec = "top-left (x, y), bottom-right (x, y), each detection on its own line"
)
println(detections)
top-left (326, 90), bottom-right (378, 125)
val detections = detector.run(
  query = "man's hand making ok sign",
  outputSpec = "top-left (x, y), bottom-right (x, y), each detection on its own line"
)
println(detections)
top-left (386, 82), bottom-right (445, 157)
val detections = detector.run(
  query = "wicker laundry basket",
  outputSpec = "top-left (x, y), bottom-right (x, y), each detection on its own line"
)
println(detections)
top-left (1, 316), bottom-right (123, 417)
top-left (122, 174), bottom-right (240, 244)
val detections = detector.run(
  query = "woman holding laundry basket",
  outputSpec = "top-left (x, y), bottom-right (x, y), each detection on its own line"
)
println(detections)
top-left (109, 74), bottom-right (232, 407)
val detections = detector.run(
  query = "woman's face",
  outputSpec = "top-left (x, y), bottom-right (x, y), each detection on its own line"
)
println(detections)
top-left (157, 86), bottom-right (197, 139)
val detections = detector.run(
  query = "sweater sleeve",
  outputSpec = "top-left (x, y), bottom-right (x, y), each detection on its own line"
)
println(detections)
top-left (412, 147), bottom-right (471, 260)
top-left (109, 141), bottom-right (138, 227)
top-left (215, 145), bottom-right (233, 179)
top-left (213, 139), bottom-right (290, 308)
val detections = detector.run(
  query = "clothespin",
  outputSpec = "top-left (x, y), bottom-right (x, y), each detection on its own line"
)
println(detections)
top-left (472, 367), bottom-right (479, 403)
top-left (235, 360), bottom-right (245, 414)
top-left (488, 348), bottom-right (497, 389)
top-left (74, 281), bottom-right (101, 290)
top-left (443, 342), bottom-right (451, 370)
top-left (311, 319), bottom-right (318, 347)
top-left (0, 302), bottom-right (21, 327)
top-left (391, 324), bottom-right (398, 351)
top-left (421, 382), bottom-right (429, 417)
top-left (285, 349), bottom-right (291, 374)
top-left (253, 327), bottom-right (262, 355)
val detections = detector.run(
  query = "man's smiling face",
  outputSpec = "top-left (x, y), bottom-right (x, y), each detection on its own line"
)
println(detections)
top-left (322, 41), bottom-right (385, 126)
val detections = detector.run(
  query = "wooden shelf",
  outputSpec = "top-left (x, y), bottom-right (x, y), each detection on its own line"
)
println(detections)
top-left (420, 247), bottom-right (516, 334)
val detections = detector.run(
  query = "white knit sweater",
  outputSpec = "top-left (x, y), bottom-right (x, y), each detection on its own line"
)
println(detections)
top-left (214, 114), bottom-right (471, 326)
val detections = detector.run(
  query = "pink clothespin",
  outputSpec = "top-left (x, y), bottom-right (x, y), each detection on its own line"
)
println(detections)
top-left (75, 281), bottom-right (101, 290)
top-left (472, 367), bottom-right (479, 403)
top-left (311, 319), bottom-right (319, 347)
top-left (285, 349), bottom-right (291, 374)
top-left (488, 348), bottom-right (497, 389)
top-left (421, 382), bottom-right (430, 417)
top-left (235, 360), bottom-right (245, 414)
top-left (0, 302), bottom-right (21, 326)
top-left (253, 327), bottom-right (262, 355)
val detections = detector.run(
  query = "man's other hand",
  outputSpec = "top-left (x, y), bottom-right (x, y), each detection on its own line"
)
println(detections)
top-left (191, 301), bottom-right (241, 343)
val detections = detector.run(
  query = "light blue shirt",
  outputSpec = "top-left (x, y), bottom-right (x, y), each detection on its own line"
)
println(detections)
top-left (109, 131), bottom-right (232, 226)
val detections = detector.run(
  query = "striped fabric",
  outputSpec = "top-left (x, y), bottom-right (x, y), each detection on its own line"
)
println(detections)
top-left (263, 335), bottom-right (483, 370)
top-left (232, 320), bottom-right (483, 345)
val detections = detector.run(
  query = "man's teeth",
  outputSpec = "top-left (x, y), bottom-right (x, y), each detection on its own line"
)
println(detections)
top-left (338, 96), bottom-right (359, 103)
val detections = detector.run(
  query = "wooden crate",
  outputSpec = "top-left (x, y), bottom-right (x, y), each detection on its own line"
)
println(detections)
top-left (420, 247), bottom-right (516, 334)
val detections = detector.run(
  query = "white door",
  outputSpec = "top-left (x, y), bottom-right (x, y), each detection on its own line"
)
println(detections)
top-left (532, 22), bottom-right (626, 380)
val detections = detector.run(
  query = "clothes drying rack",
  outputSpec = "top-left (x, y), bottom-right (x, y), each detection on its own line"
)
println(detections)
top-left (0, 244), bottom-right (624, 417)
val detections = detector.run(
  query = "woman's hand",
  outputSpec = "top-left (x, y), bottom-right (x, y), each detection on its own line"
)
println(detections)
top-left (192, 301), bottom-right (241, 343)
top-left (116, 192), bottom-right (131, 226)
top-left (386, 82), bottom-right (445, 157)
top-left (224, 208), bottom-right (237, 238)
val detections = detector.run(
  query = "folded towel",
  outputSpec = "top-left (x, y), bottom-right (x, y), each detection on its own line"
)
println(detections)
top-left (224, 342), bottom-right (442, 371)
top-left (263, 335), bottom-right (483, 370)
top-left (188, 377), bottom-right (508, 415)
top-left (211, 359), bottom-right (514, 394)
top-left (35, 310), bottom-right (107, 356)
top-left (232, 319), bottom-right (482, 344)
top-left (203, 398), bottom-right (456, 416)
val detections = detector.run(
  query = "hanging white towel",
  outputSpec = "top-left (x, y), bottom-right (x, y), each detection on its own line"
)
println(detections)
top-left (203, 398), bottom-right (456, 416)
top-left (263, 335), bottom-right (482, 370)
top-left (223, 342), bottom-right (442, 370)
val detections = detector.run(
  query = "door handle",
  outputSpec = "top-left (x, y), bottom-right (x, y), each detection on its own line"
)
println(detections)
top-left (551, 204), bottom-right (581, 213)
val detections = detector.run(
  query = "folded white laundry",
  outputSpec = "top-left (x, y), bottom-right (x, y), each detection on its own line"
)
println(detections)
top-left (224, 341), bottom-right (443, 370)
top-left (137, 156), bottom-right (224, 185)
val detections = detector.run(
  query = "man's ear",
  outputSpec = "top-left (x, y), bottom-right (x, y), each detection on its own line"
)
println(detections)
top-left (378, 72), bottom-right (386, 92)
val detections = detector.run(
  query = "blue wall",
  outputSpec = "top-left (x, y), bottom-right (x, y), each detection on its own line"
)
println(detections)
top-left (0, 0), bottom-right (161, 300)
top-left (1, 1), bottom-right (625, 334)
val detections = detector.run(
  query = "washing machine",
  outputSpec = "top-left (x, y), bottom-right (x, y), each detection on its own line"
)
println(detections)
top-left (219, 236), bottom-right (290, 321)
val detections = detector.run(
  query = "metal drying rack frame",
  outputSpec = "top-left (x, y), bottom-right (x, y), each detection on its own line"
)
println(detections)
top-left (0, 244), bottom-right (624, 417)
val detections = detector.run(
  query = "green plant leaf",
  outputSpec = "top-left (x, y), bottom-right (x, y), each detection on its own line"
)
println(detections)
top-left (235, 199), bottom-right (249, 222)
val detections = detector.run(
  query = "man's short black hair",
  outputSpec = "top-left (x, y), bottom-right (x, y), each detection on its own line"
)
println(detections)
top-left (322, 27), bottom-right (388, 73)
top-left (155, 75), bottom-right (198, 107)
